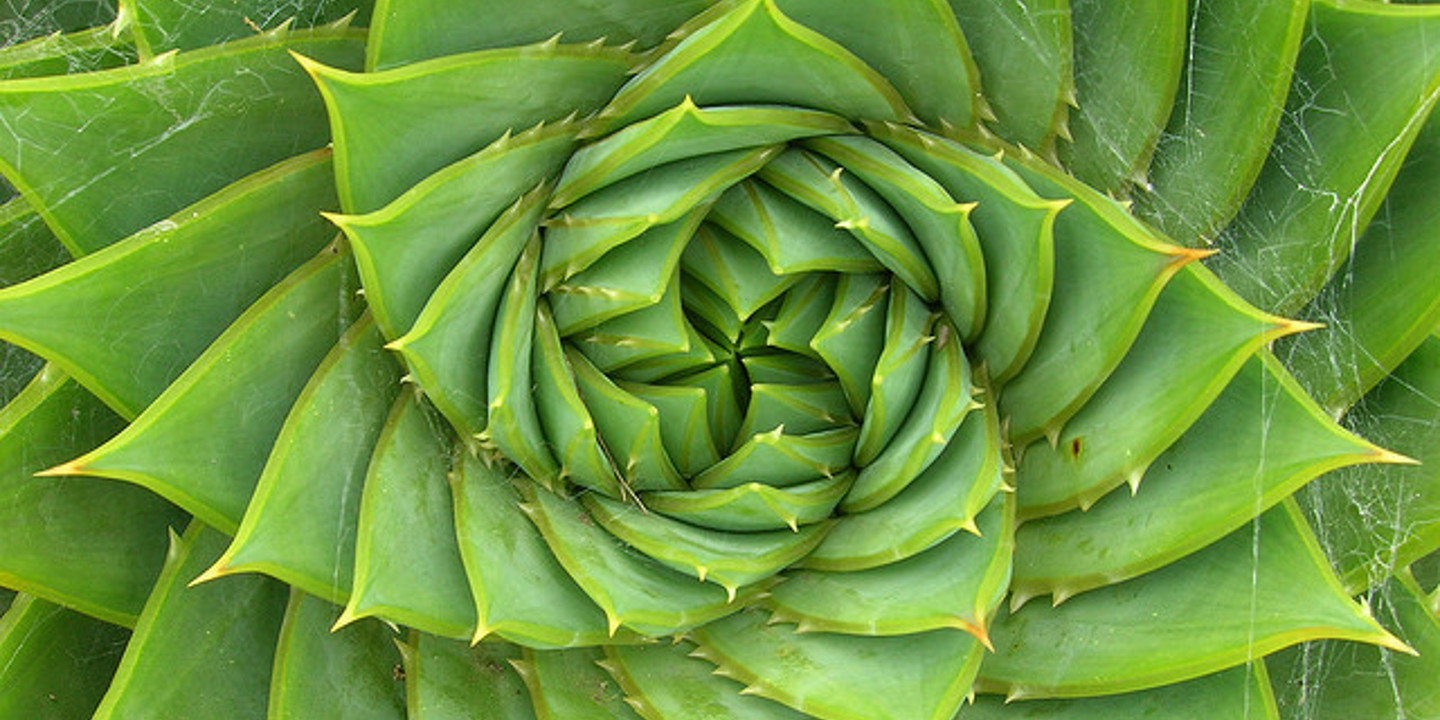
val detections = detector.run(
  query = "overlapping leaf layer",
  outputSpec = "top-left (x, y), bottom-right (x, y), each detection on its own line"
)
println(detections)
top-left (1, 0), bottom-right (1438, 718)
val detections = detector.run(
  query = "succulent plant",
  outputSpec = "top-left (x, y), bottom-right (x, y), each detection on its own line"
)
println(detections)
top-left (1, 0), bottom-right (1439, 718)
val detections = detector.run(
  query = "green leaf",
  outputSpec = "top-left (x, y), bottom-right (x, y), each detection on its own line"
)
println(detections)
top-left (944, 0), bottom-right (1072, 150)
top-left (852, 282), bottom-right (933, 465)
top-left (0, 27), bottom-right (362, 254)
top-left (1301, 333), bottom-right (1440, 593)
top-left (772, 0), bottom-right (981, 129)
top-left (595, 0), bottom-right (911, 133)
top-left (0, 365), bottom-right (182, 627)
top-left (389, 187), bottom-right (549, 439)
top-left (1135, 0), bottom-right (1308, 245)
top-left (124, 0), bottom-right (370, 55)
top-left (567, 346), bottom-right (686, 492)
top-left (532, 303), bottom-right (623, 498)
top-left (604, 641), bottom-right (808, 720)
top-left (300, 40), bottom-right (630, 212)
top-left (759, 148), bottom-right (939, 301)
top-left (801, 399), bottom-right (1002, 571)
top-left (55, 245), bottom-right (360, 534)
top-left (0, 21), bottom-right (132, 79)
top-left (541, 146), bottom-right (777, 289)
top-left (963, 664), bottom-right (1280, 720)
top-left (584, 493), bottom-right (831, 597)
top-left (978, 502), bottom-right (1407, 699)
top-left (1015, 266), bottom-right (1291, 518)
top-left (0, 595), bottom-right (129, 719)
top-left (93, 522), bottom-right (289, 720)
top-left (1059, 0), bottom-right (1186, 194)
top-left (641, 474), bottom-right (853, 532)
top-left (554, 100), bottom-right (852, 207)
top-left (1283, 110), bottom-right (1440, 413)
top-left (366, 0), bottom-right (710, 69)
top-left (450, 454), bottom-right (619, 648)
top-left (692, 427), bottom-right (856, 490)
top-left (1269, 574), bottom-right (1440, 719)
top-left (803, 135), bottom-right (987, 340)
top-left (520, 483), bottom-right (758, 637)
top-left (342, 391), bottom-right (476, 640)
top-left (268, 591), bottom-right (405, 720)
top-left (997, 154), bottom-right (1194, 446)
top-left (768, 493), bottom-right (1011, 643)
top-left (515, 647), bottom-right (641, 720)
top-left (710, 180), bottom-right (880, 277)
top-left (327, 123), bottom-right (575, 341)
top-left (0, 149), bottom-right (340, 418)
top-left (1012, 351), bottom-right (1389, 605)
top-left (843, 320), bottom-right (974, 513)
top-left (485, 236), bottom-right (561, 487)
top-left (1214, 0), bottom-right (1440, 314)
top-left (400, 633), bottom-right (536, 720)
top-left (869, 124), bottom-right (1062, 382)
top-left (691, 607), bottom-right (983, 720)
top-left (203, 316), bottom-right (401, 603)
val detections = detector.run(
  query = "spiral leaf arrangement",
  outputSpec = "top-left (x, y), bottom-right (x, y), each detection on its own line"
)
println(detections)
top-left (0, 0), bottom-right (1438, 718)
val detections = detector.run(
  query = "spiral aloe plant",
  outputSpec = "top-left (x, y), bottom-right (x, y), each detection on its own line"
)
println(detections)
top-left (1, 0), bottom-right (1439, 718)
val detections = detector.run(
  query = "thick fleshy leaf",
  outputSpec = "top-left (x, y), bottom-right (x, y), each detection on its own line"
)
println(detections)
top-left (997, 155), bottom-right (1195, 445)
top-left (554, 100), bottom-right (852, 207)
top-left (869, 124), bottom-right (1062, 382)
top-left (300, 41), bottom-right (630, 212)
top-left (366, 0), bottom-right (711, 69)
top-left (567, 346), bottom-right (685, 492)
top-left (485, 236), bottom-right (560, 486)
top-left (735, 381), bottom-right (852, 441)
top-left (809, 273), bottom-right (888, 416)
top-left (804, 135), bottom-right (987, 339)
top-left (92, 522), bottom-right (288, 720)
top-left (550, 210), bottom-right (701, 335)
top-left (759, 149), bottom-right (938, 301)
top-left (963, 664), bottom-right (1280, 720)
top-left (852, 282), bottom-right (932, 465)
top-left (801, 400), bottom-right (1002, 571)
top-left (450, 453), bottom-right (618, 648)
top-left (400, 633), bottom-right (536, 720)
top-left (1136, 0), bottom-right (1308, 245)
top-left (1012, 351), bottom-right (1390, 605)
top-left (1059, 0), bottom-right (1186, 194)
top-left (0, 365), bottom-right (182, 626)
top-left (1283, 111), bottom-right (1440, 414)
top-left (710, 180), bottom-right (879, 277)
top-left (1214, 0), bottom-right (1440, 314)
top-left (604, 641), bottom-right (808, 720)
top-left (541, 146), bottom-right (777, 288)
top-left (642, 474), bottom-right (853, 532)
top-left (342, 391), bottom-right (475, 640)
top-left (691, 608), bottom-right (983, 720)
top-left (521, 483), bottom-right (756, 637)
top-left (532, 303), bottom-right (622, 498)
top-left (0, 27), bottom-right (362, 254)
top-left (768, 493), bottom-right (1011, 642)
top-left (0, 595), bottom-right (128, 719)
top-left (843, 320), bottom-right (974, 513)
top-left (1015, 266), bottom-right (1292, 518)
top-left (389, 187), bottom-right (549, 438)
top-left (126, 0), bottom-right (370, 55)
top-left (683, 223), bottom-right (801, 321)
top-left (585, 493), bottom-right (830, 596)
top-left (0, 21), bottom-right (131, 79)
top-left (514, 647), bottom-right (641, 720)
top-left (268, 591), bottom-right (405, 720)
top-left (327, 123), bottom-right (574, 341)
top-left (772, 0), bottom-right (981, 128)
top-left (53, 245), bottom-right (359, 534)
top-left (979, 502), bottom-right (1406, 699)
top-left (944, 0), bottom-right (1072, 150)
top-left (692, 427), bottom-right (857, 490)
top-left (1301, 334), bottom-right (1440, 593)
top-left (1268, 574), bottom-right (1440, 719)
top-left (0, 150), bottom-right (338, 418)
top-left (202, 316), bottom-right (401, 603)
top-left (623, 381), bottom-right (721, 478)
top-left (595, 0), bottom-right (911, 133)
